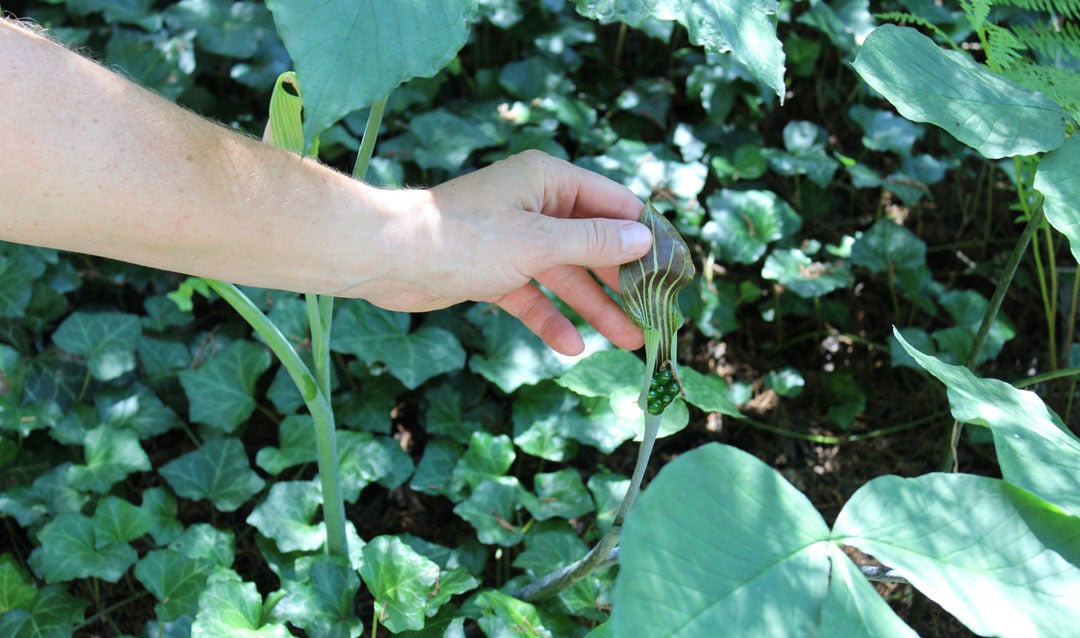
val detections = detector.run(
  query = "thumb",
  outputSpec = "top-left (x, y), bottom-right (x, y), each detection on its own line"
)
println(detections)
top-left (542, 217), bottom-right (652, 269)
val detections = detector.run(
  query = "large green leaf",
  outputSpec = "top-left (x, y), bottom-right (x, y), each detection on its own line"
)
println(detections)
top-left (191, 569), bottom-right (291, 638)
top-left (613, 443), bottom-right (833, 636)
top-left (853, 25), bottom-right (1067, 158)
top-left (0, 584), bottom-right (87, 638)
top-left (331, 300), bottom-right (465, 390)
top-left (28, 512), bottom-right (137, 584)
top-left (0, 244), bottom-right (47, 318)
top-left (359, 536), bottom-right (440, 634)
top-left (466, 303), bottom-right (570, 393)
top-left (894, 330), bottom-right (1080, 516)
top-left (246, 480), bottom-right (325, 553)
top-left (834, 473), bottom-right (1080, 637)
top-left (702, 189), bottom-right (801, 265)
top-left (265, 0), bottom-right (479, 149)
top-left (1034, 134), bottom-right (1080, 263)
top-left (575, 0), bottom-right (785, 100)
top-left (615, 443), bottom-right (1080, 636)
top-left (178, 340), bottom-right (272, 432)
top-left (159, 437), bottom-right (266, 512)
top-left (135, 549), bottom-right (213, 622)
top-left (52, 310), bottom-right (141, 381)
top-left (275, 555), bottom-right (362, 638)
top-left (64, 425), bottom-right (151, 494)
top-left (819, 544), bottom-right (918, 637)
top-left (453, 476), bottom-right (525, 546)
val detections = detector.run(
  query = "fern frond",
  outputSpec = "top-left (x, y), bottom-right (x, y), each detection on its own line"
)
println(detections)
top-left (985, 23), bottom-right (1029, 70)
top-left (873, 11), bottom-right (963, 50)
top-left (1012, 19), bottom-right (1080, 61)
top-left (961, 0), bottom-right (993, 31)
top-left (1001, 61), bottom-right (1080, 123)
top-left (990, 0), bottom-right (1080, 20)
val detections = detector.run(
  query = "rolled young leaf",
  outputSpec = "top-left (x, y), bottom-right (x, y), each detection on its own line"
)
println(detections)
top-left (619, 201), bottom-right (695, 413)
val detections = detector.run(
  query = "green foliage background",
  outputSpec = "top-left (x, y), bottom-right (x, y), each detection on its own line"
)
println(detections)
top-left (1, 0), bottom-right (1079, 636)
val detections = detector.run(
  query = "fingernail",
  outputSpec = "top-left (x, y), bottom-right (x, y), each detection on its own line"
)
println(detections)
top-left (620, 222), bottom-right (652, 254)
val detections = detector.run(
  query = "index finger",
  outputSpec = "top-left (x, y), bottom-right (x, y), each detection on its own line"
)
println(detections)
top-left (519, 152), bottom-right (644, 221)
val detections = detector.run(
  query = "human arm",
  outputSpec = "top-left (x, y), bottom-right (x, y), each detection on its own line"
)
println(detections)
top-left (0, 19), bottom-right (651, 355)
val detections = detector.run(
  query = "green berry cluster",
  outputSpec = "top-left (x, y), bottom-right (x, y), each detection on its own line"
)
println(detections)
top-left (647, 366), bottom-right (680, 415)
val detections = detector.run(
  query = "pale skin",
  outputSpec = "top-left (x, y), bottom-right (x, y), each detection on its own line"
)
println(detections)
top-left (0, 19), bottom-right (652, 356)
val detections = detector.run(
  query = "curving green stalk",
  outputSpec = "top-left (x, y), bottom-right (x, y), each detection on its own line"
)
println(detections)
top-left (515, 201), bottom-right (695, 602)
top-left (198, 73), bottom-right (385, 561)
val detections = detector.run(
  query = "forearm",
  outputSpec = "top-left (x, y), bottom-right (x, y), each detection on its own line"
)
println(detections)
top-left (0, 19), bottom-right (408, 295)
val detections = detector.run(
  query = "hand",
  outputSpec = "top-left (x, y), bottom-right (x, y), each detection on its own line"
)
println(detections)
top-left (356, 151), bottom-right (652, 355)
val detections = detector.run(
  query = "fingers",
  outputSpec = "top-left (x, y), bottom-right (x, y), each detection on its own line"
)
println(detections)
top-left (536, 266), bottom-right (645, 351)
top-left (496, 267), bottom-right (646, 356)
top-left (526, 214), bottom-right (652, 275)
top-left (496, 283), bottom-right (586, 356)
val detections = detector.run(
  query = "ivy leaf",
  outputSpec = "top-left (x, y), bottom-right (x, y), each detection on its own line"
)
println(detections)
top-left (359, 536), bottom-right (440, 634)
top-left (135, 549), bottom-right (214, 622)
top-left (0, 554), bottom-right (38, 613)
top-left (848, 105), bottom-right (923, 155)
top-left (191, 569), bottom-right (291, 637)
top-left (337, 432), bottom-right (414, 503)
top-left (163, 0), bottom-right (276, 59)
top-left (256, 415), bottom-right (317, 475)
top-left (474, 589), bottom-right (569, 637)
top-left (556, 348), bottom-right (641, 398)
top-left (276, 555), bottom-right (362, 638)
top-left (450, 432), bottom-right (515, 492)
top-left (702, 189), bottom-right (802, 265)
top-left (29, 512), bottom-right (138, 583)
top-left (0, 245), bottom-right (47, 318)
top-left (853, 25), bottom-right (1068, 158)
top-left (453, 477), bottom-right (525, 546)
top-left (850, 220), bottom-right (927, 273)
top-left (246, 481), bottom-right (325, 554)
top-left (331, 300), bottom-right (465, 390)
top-left (511, 383), bottom-right (581, 463)
top-left (169, 523), bottom-right (236, 570)
top-left (521, 469), bottom-right (594, 521)
top-left (410, 439), bottom-right (464, 500)
top-left (96, 384), bottom-right (182, 438)
top-left (0, 584), bottom-right (87, 638)
top-left (65, 426), bottom-right (151, 494)
top-left (678, 366), bottom-right (743, 417)
top-left (159, 437), bottom-right (266, 512)
top-left (52, 310), bottom-right (142, 381)
top-left (466, 303), bottom-right (570, 393)
top-left (1034, 134), bottom-right (1080, 263)
top-left (141, 486), bottom-right (184, 546)
top-left (762, 248), bottom-right (853, 298)
top-left (266, 0), bottom-right (479, 150)
top-left (179, 340), bottom-right (272, 433)
top-left (92, 495), bottom-right (151, 547)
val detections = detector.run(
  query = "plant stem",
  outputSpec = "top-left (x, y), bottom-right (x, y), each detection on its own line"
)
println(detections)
top-left (940, 205), bottom-right (1044, 471)
top-left (1013, 365), bottom-right (1080, 388)
top-left (354, 96), bottom-right (388, 181)
top-left (203, 279), bottom-right (349, 558)
top-left (513, 412), bottom-right (664, 602)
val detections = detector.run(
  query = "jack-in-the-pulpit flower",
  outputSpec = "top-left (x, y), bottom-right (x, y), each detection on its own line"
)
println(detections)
top-left (618, 201), bottom-right (696, 415)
